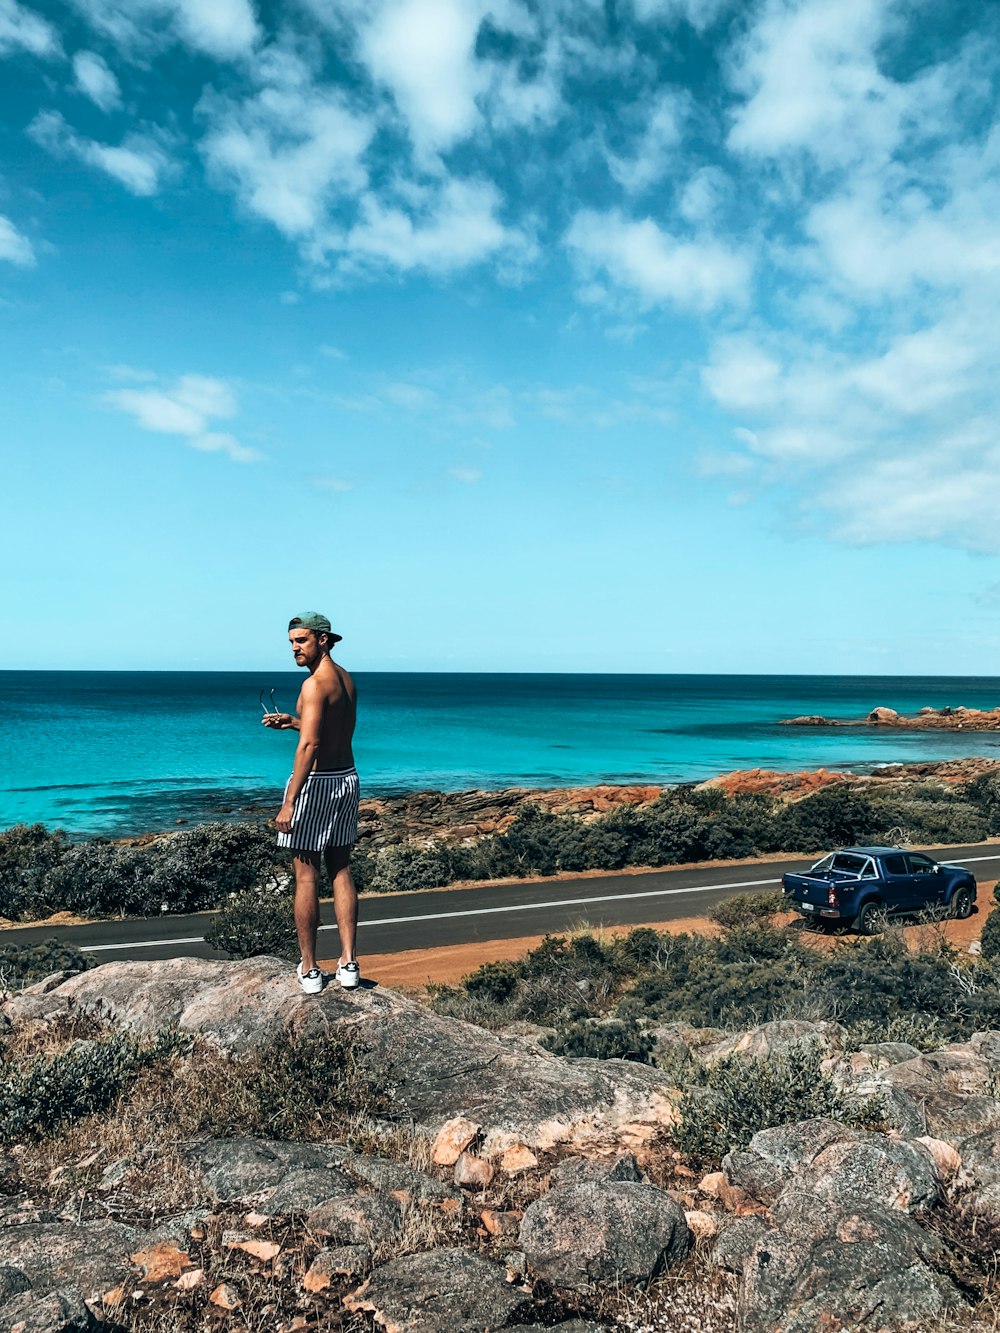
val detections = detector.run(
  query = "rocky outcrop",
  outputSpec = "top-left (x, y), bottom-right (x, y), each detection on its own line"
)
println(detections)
top-left (1, 958), bottom-right (678, 1156)
top-left (782, 706), bottom-right (1000, 731)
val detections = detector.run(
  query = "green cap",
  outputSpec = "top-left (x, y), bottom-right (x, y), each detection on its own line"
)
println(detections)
top-left (288, 613), bottom-right (342, 644)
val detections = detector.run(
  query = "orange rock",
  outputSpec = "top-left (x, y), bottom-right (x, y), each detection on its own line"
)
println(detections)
top-left (480, 1208), bottom-right (520, 1237)
top-left (915, 1136), bottom-right (961, 1179)
top-left (102, 1286), bottom-right (127, 1309)
top-left (500, 1145), bottom-right (538, 1175)
top-left (244, 1211), bottom-right (270, 1227)
top-left (230, 1239), bottom-right (282, 1262)
top-left (209, 1283), bottom-right (241, 1310)
top-left (432, 1116), bottom-right (480, 1166)
top-left (454, 1152), bottom-right (495, 1190)
top-left (699, 1171), bottom-right (727, 1198)
top-left (130, 1242), bottom-right (192, 1283)
top-left (684, 1209), bottom-right (719, 1242)
top-left (302, 1264), bottom-right (331, 1294)
top-left (175, 1269), bottom-right (205, 1291)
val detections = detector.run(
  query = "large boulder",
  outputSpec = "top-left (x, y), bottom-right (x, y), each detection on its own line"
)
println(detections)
top-left (724, 1120), bottom-right (940, 1213)
top-left (345, 1248), bottom-right (531, 1332)
top-left (0, 1221), bottom-right (141, 1303)
top-left (0, 1288), bottom-right (94, 1333)
top-left (738, 1204), bottom-right (961, 1333)
top-left (519, 1179), bottom-right (691, 1292)
top-left (181, 1137), bottom-right (348, 1202)
top-left (1, 959), bottom-right (678, 1155)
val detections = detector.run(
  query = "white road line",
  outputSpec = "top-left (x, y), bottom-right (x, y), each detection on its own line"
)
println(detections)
top-left (77, 852), bottom-right (1000, 954)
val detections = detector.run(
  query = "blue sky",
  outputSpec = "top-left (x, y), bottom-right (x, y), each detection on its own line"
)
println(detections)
top-left (1, 0), bottom-right (999, 673)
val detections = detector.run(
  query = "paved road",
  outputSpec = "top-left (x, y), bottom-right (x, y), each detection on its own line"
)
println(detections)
top-left (4, 843), bottom-right (999, 964)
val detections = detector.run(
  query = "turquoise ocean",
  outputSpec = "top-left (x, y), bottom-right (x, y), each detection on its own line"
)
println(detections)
top-left (2, 672), bottom-right (999, 837)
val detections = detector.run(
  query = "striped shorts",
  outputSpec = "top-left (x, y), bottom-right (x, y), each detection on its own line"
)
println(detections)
top-left (276, 767), bottom-right (360, 853)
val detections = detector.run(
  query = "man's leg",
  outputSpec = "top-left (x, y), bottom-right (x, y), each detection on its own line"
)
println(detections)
top-left (292, 851), bottom-right (323, 972)
top-left (325, 845), bottom-right (358, 966)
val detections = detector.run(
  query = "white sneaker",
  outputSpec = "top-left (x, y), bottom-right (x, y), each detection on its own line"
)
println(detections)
top-left (296, 962), bottom-right (324, 995)
top-left (336, 960), bottom-right (360, 989)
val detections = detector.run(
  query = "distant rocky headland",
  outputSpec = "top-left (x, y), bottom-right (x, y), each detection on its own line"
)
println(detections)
top-left (782, 704), bottom-right (1000, 731)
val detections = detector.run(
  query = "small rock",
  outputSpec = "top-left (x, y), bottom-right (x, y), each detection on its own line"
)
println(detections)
top-left (302, 1245), bottom-right (371, 1291)
top-left (481, 1209), bottom-right (520, 1237)
top-left (209, 1282), bottom-right (241, 1309)
top-left (175, 1268), bottom-right (205, 1291)
top-left (684, 1209), bottom-right (718, 1242)
top-left (130, 1242), bottom-right (191, 1284)
top-left (431, 1117), bottom-right (480, 1166)
top-left (228, 1239), bottom-right (281, 1261)
top-left (699, 1170), bottom-right (728, 1198)
top-left (0, 1267), bottom-right (32, 1303)
top-left (500, 1145), bottom-right (538, 1175)
top-left (454, 1153), bottom-right (494, 1191)
top-left (914, 1136), bottom-right (961, 1179)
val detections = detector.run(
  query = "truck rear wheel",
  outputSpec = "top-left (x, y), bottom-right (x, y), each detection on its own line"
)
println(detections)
top-left (855, 900), bottom-right (884, 935)
top-left (950, 887), bottom-right (973, 920)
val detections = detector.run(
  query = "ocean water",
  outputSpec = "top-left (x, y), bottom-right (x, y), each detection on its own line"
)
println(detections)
top-left (1, 671), bottom-right (999, 837)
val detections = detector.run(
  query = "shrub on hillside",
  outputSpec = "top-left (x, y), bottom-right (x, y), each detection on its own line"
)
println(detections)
top-left (980, 907), bottom-right (1000, 962)
top-left (204, 886), bottom-right (297, 960)
top-left (49, 823), bottom-right (284, 918)
top-left (0, 938), bottom-right (95, 989)
top-left (672, 1041), bottom-right (883, 1166)
top-left (0, 1030), bottom-right (187, 1143)
top-left (710, 891), bottom-right (788, 930)
top-left (0, 824), bottom-right (70, 920)
top-left (542, 1016), bottom-right (654, 1062)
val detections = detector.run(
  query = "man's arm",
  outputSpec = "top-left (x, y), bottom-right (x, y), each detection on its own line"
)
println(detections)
top-left (275, 685), bottom-right (325, 833)
top-left (262, 712), bottom-right (299, 730)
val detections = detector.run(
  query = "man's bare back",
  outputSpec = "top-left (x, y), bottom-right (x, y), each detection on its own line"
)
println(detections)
top-left (294, 657), bottom-right (357, 772)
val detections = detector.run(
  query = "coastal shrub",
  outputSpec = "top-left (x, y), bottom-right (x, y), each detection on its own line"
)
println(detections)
top-left (672, 1041), bottom-right (883, 1166)
top-left (709, 890), bottom-right (788, 930)
top-left (48, 839), bottom-right (156, 916)
top-left (542, 1017), bottom-right (654, 1062)
top-left (0, 1029), bottom-right (187, 1144)
top-left (979, 908), bottom-right (1000, 962)
top-left (844, 1013), bottom-right (952, 1054)
top-left (0, 824), bottom-right (70, 920)
top-left (150, 822), bottom-right (285, 910)
top-left (775, 786), bottom-right (885, 852)
top-left (808, 935), bottom-right (1000, 1037)
top-left (0, 938), bottom-right (95, 989)
top-left (204, 886), bottom-right (297, 960)
top-left (963, 773), bottom-right (1000, 834)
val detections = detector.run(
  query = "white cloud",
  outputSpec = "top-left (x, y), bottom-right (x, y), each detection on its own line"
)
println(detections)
top-left (726, 0), bottom-right (900, 167)
top-left (450, 465), bottom-right (481, 482)
top-left (566, 209), bottom-right (752, 311)
top-left (0, 0), bottom-right (59, 58)
top-left (0, 214), bottom-right (35, 266)
top-left (29, 111), bottom-right (170, 196)
top-left (312, 475), bottom-right (352, 492)
top-left (327, 176), bottom-right (529, 277)
top-left (360, 0), bottom-right (488, 154)
top-left (633, 0), bottom-right (733, 31)
top-left (72, 50), bottom-right (122, 111)
top-left (104, 373), bottom-right (261, 462)
top-left (198, 80), bottom-right (373, 237)
top-left (605, 91), bottom-right (687, 194)
top-left (66, 0), bottom-right (258, 59)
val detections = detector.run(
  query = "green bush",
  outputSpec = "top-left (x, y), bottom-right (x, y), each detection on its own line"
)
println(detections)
top-left (542, 1016), bottom-right (654, 1062)
top-left (980, 907), bottom-right (1000, 962)
top-left (204, 886), bottom-right (297, 960)
top-left (0, 824), bottom-right (70, 919)
top-left (0, 1030), bottom-right (186, 1143)
top-left (710, 890), bottom-right (788, 930)
top-left (0, 938), bottom-right (95, 988)
top-left (672, 1041), bottom-right (883, 1166)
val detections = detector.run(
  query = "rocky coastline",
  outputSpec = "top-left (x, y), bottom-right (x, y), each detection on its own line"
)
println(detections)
top-left (782, 704), bottom-right (1000, 731)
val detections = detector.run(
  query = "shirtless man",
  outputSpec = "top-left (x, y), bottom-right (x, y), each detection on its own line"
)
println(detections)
top-left (262, 613), bottom-right (360, 994)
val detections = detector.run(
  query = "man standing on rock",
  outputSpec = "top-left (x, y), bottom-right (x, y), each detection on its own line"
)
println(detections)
top-left (262, 614), bottom-right (360, 995)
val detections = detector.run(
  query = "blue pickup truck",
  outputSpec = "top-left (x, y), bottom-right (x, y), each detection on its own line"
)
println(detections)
top-left (782, 847), bottom-right (977, 933)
